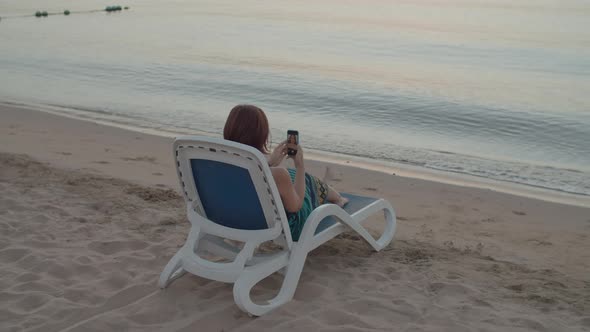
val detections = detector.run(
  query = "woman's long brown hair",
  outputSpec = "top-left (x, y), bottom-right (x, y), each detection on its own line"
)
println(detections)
top-left (223, 104), bottom-right (270, 153)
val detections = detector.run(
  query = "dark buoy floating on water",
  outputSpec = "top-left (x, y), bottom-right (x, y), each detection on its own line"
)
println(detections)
top-left (105, 6), bottom-right (123, 12)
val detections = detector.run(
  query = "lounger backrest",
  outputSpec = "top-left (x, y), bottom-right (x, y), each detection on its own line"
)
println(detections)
top-left (189, 158), bottom-right (266, 230)
top-left (173, 137), bottom-right (291, 243)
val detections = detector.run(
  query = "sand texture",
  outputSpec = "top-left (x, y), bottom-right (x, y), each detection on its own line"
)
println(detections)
top-left (1, 104), bottom-right (590, 331)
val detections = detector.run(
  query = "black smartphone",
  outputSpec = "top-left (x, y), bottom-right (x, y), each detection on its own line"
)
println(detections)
top-left (287, 130), bottom-right (299, 156)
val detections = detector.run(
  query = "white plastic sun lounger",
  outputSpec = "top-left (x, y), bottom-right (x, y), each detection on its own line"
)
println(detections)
top-left (159, 136), bottom-right (397, 316)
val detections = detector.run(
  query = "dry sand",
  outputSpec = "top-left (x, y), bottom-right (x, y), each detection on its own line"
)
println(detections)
top-left (1, 104), bottom-right (589, 331)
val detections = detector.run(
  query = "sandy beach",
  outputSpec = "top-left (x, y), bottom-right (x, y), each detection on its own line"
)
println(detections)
top-left (1, 104), bottom-right (589, 332)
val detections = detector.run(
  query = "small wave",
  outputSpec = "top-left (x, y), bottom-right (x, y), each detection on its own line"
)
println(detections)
top-left (47, 103), bottom-right (115, 116)
top-left (434, 150), bottom-right (456, 156)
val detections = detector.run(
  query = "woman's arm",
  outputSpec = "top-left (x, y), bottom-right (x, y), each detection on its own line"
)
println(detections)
top-left (271, 144), bottom-right (306, 213)
top-left (267, 141), bottom-right (287, 167)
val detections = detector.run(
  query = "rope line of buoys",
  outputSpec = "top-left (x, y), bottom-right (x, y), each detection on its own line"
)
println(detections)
top-left (0, 6), bottom-right (129, 21)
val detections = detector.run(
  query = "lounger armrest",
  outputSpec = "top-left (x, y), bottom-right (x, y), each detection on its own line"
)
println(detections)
top-left (298, 204), bottom-right (350, 242)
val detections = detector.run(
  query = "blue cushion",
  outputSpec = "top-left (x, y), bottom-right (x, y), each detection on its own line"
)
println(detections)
top-left (314, 193), bottom-right (378, 235)
top-left (190, 159), bottom-right (268, 230)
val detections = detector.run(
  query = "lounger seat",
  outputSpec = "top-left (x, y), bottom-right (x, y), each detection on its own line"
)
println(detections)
top-left (159, 136), bottom-right (397, 316)
top-left (314, 193), bottom-right (378, 235)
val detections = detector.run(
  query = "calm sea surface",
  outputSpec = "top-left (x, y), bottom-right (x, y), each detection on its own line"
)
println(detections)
top-left (1, 0), bottom-right (589, 197)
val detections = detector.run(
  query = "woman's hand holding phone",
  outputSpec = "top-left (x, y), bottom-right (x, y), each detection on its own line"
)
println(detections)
top-left (287, 143), bottom-right (304, 169)
top-left (268, 141), bottom-right (288, 167)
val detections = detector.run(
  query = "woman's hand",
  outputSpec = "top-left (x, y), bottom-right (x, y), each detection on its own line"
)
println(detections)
top-left (287, 143), bottom-right (305, 169)
top-left (268, 141), bottom-right (287, 167)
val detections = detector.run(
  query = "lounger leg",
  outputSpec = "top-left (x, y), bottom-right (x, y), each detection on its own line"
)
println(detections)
top-left (344, 202), bottom-right (396, 251)
top-left (377, 206), bottom-right (396, 250)
top-left (305, 201), bottom-right (396, 252)
top-left (158, 251), bottom-right (185, 288)
top-left (233, 246), bottom-right (307, 316)
top-left (159, 225), bottom-right (204, 288)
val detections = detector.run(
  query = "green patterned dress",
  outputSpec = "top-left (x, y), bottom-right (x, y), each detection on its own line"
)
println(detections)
top-left (286, 168), bottom-right (329, 241)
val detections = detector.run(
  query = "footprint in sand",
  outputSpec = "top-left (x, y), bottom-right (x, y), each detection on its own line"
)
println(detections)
top-left (37, 205), bottom-right (70, 217)
top-left (471, 298), bottom-right (494, 308)
top-left (429, 282), bottom-right (476, 296)
top-left (448, 204), bottom-right (464, 213)
top-left (1, 198), bottom-right (27, 212)
top-left (122, 156), bottom-right (157, 163)
top-left (506, 284), bottom-right (524, 292)
top-left (312, 308), bottom-right (373, 329)
top-left (342, 298), bottom-right (420, 326)
top-left (63, 288), bottom-right (106, 306)
top-left (508, 317), bottom-right (547, 331)
top-left (66, 216), bottom-right (88, 224)
top-left (359, 272), bottom-right (389, 283)
top-left (74, 255), bottom-right (93, 265)
top-left (429, 282), bottom-right (481, 308)
top-left (446, 271), bottom-right (463, 280)
top-left (88, 240), bottom-right (149, 255)
top-left (15, 273), bottom-right (40, 283)
top-left (526, 294), bottom-right (557, 305)
top-left (0, 248), bottom-right (31, 263)
top-left (579, 317), bottom-right (590, 328)
top-left (11, 281), bottom-right (62, 296)
top-left (293, 283), bottom-right (327, 301)
top-left (527, 239), bottom-right (552, 246)
top-left (12, 293), bottom-right (53, 313)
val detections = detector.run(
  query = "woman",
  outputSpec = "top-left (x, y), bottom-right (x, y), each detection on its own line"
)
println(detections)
top-left (223, 104), bottom-right (348, 241)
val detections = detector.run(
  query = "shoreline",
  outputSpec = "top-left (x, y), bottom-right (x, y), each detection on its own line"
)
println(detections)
top-left (2, 100), bottom-right (589, 207)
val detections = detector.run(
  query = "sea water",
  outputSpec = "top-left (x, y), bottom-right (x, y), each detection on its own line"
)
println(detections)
top-left (1, 0), bottom-right (589, 198)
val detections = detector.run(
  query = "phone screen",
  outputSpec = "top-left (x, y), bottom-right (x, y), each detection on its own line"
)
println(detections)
top-left (287, 130), bottom-right (299, 156)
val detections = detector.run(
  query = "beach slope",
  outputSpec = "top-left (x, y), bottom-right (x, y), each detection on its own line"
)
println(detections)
top-left (1, 105), bottom-right (589, 331)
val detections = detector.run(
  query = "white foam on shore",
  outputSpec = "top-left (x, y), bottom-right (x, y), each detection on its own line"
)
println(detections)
top-left (3, 100), bottom-right (589, 207)
top-left (305, 149), bottom-right (590, 207)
